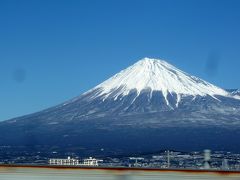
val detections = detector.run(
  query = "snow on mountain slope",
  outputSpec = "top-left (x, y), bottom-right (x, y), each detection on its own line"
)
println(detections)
top-left (1, 57), bottom-right (240, 155)
top-left (231, 89), bottom-right (240, 97)
top-left (86, 58), bottom-right (231, 105)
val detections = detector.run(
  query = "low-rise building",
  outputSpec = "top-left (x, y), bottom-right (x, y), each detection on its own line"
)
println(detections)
top-left (49, 156), bottom-right (79, 165)
top-left (49, 156), bottom-right (102, 166)
top-left (83, 157), bottom-right (102, 166)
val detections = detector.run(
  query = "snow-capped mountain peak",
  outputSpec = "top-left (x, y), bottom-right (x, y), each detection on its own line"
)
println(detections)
top-left (85, 57), bottom-right (233, 105)
top-left (2, 59), bottom-right (240, 156)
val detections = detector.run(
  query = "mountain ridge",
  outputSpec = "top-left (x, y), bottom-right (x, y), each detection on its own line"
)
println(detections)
top-left (0, 57), bottom-right (240, 155)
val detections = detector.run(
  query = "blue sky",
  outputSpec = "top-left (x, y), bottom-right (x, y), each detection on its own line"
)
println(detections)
top-left (0, 0), bottom-right (240, 121)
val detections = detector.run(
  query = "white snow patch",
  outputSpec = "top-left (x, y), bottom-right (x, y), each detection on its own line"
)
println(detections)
top-left (86, 57), bottom-right (234, 105)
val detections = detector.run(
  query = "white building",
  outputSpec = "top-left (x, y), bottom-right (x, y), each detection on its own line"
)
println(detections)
top-left (83, 157), bottom-right (102, 166)
top-left (49, 156), bottom-right (102, 166)
top-left (49, 156), bottom-right (79, 165)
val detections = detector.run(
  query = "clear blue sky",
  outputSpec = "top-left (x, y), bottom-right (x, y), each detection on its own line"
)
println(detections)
top-left (1, 0), bottom-right (240, 121)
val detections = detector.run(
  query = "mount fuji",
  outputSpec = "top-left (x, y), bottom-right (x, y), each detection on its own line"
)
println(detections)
top-left (1, 58), bottom-right (240, 155)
